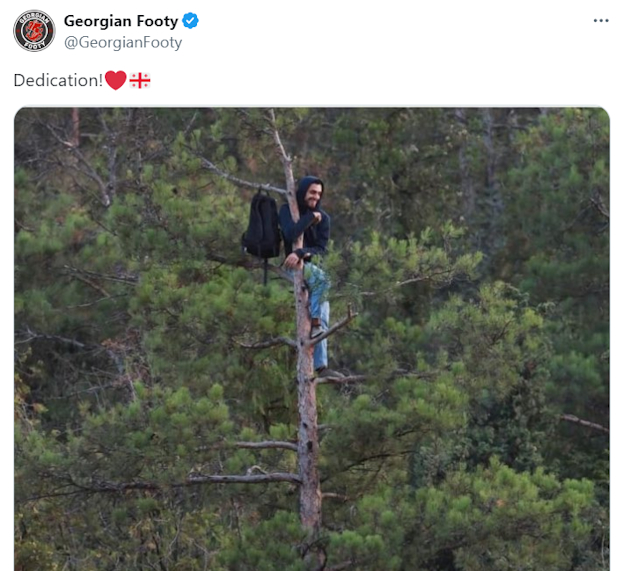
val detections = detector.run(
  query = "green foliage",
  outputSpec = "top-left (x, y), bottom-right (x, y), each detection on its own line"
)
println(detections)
top-left (15, 108), bottom-right (607, 570)
top-left (500, 109), bottom-right (609, 482)
top-left (216, 512), bottom-right (307, 570)
top-left (337, 459), bottom-right (597, 571)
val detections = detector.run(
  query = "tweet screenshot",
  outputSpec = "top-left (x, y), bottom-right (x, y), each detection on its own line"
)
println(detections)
top-left (7, 2), bottom-right (621, 570)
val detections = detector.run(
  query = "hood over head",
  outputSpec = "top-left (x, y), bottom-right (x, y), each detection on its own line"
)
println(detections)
top-left (296, 176), bottom-right (324, 213)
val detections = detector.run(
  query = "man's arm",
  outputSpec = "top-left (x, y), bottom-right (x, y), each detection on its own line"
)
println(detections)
top-left (279, 204), bottom-right (317, 242)
top-left (295, 214), bottom-right (330, 260)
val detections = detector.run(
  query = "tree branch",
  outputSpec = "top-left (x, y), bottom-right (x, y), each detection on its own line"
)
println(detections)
top-left (234, 441), bottom-right (298, 452)
top-left (71, 273), bottom-right (111, 298)
top-left (267, 109), bottom-right (296, 194)
top-left (309, 305), bottom-right (358, 346)
top-left (15, 328), bottom-right (125, 375)
top-left (50, 472), bottom-right (303, 496)
top-left (66, 293), bottom-right (128, 310)
top-left (16, 329), bottom-right (90, 350)
top-left (560, 414), bottom-right (609, 434)
top-left (352, 268), bottom-right (457, 297)
top-left (61, 265), bottom-right (138, 285)
top-left (199, 156), bottom-right (287, 196)
top-left (591, 188), bottom-right (609, 220)
top-left (186, 472), bottom-right (301, 485)
top-left (321, 492), bottom-right (350, 502)
top-left (204, 252), bottom-right (293, 283)
top-left (41, 117), bottom-right (113, 206)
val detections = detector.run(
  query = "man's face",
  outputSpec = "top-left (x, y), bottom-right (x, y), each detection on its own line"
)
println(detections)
top-left (305, 183), bottom-right (322, 210)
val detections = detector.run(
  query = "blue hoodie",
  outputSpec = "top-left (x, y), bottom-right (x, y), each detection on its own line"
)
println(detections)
top-left (279, 176), bottom-right (331, 261)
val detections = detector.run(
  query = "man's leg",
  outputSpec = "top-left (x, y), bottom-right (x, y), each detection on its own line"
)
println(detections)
top-left (313, 300), bottom-right (329, 370)
top-left (304, 263), bottom-right (330, 321)
top-left (304, 265), bottom-right (342, 377)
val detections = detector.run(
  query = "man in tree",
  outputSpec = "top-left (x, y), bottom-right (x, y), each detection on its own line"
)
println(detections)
top-left (279, 176), bottom-right (342, 378)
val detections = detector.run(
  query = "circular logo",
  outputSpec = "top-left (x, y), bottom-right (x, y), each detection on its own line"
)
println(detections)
top-left (14, 10), bottom-right (55, 52)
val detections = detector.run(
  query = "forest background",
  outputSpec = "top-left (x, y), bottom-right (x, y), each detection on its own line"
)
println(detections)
top-left (14, 108), bottom-right (609, 570)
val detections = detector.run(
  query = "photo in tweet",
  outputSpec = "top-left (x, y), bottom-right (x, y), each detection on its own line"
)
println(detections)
top-left (14, 107), bottom-right (609, 570)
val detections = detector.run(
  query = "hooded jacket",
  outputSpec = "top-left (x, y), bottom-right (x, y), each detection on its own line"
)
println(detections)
top-left (279, 176), bottom-right (331, 261)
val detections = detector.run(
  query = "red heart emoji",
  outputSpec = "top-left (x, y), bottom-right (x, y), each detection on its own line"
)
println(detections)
top-left (105, 71), bottom-right (127, 90)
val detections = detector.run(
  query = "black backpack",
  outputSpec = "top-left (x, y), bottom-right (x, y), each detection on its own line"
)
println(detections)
top-left (241, 189), bottom-right (282, 283)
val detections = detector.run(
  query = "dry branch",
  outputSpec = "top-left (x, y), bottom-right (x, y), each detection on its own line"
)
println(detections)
top-left (186, 472), bottom-right (301, 485)
top-left (71, 273), bottom-right (111, 298)
top-left (61, 265), bottom-right (138, 285)
top-left (41, 116), bottom-right (115, 206)
top-left (267, 109), bottom-right (296, 194)
top-left (16, 329), bottom-right (91, 350)
top-left (355, 268), bottom-right (456, 297)
top-left (560, 414), bottom-right (609, 434)
top-left (591, 189), bottom-right (609, 220)
top-left (200, 156), bottom-right (286, 196)
top-left (55, 472), bottom-right (303, 496)
top-left (205, 252), bottom-right (293, 283)
top-left (309, 305), bottom-right (358, 346)
top-left (321, 492), bottom-right (350, 502)
top-left (16, 328), bottom-right (125, 375)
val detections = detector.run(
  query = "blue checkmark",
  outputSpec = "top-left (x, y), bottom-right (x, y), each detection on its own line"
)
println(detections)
top-left (183, 12), bottom-right (198, 29)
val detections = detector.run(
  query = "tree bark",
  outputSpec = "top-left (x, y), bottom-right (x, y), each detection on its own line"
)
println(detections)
top-left (559, 414), bottom-right (609, 434)
top-left (234, 441), bottom-right (298, 452)
top-left (71, 108), bottom-right (80, 148)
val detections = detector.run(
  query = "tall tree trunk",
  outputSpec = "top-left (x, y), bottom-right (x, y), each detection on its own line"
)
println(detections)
top-left (295, 278), bottom-right (322, 540)
top-left (71, 108), bottom-right (80, 148)
top-left (269, 112), bottom-right (322, 549)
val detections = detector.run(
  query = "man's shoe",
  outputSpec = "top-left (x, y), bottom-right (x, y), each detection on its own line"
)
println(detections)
top-left (316, 367), bottom-right (345, 379)
top-left (311, 325), bottom-right (324, 339)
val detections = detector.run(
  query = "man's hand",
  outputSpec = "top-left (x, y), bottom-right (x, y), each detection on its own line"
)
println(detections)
top-left (311, 212), bottom-right (322, 225)
top-left (284, 252), bottom-right (303, 270)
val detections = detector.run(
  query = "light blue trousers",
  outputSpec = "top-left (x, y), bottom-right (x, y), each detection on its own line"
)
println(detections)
top-left (313, 300), bottom-right (330, 370)
top-left (292, 264), bottom-right (330, 370)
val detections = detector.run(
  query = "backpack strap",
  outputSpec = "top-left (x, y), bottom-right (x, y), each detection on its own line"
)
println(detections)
top-left (252, 188), bottom-right (265, 243)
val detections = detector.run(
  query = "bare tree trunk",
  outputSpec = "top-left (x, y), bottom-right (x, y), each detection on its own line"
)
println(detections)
top-left (268, 111), bottom-right (322, 546)
top-left (295, 287), bottom-right (322, 538)
top-left (71, 108), bottom-right (80, 148)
